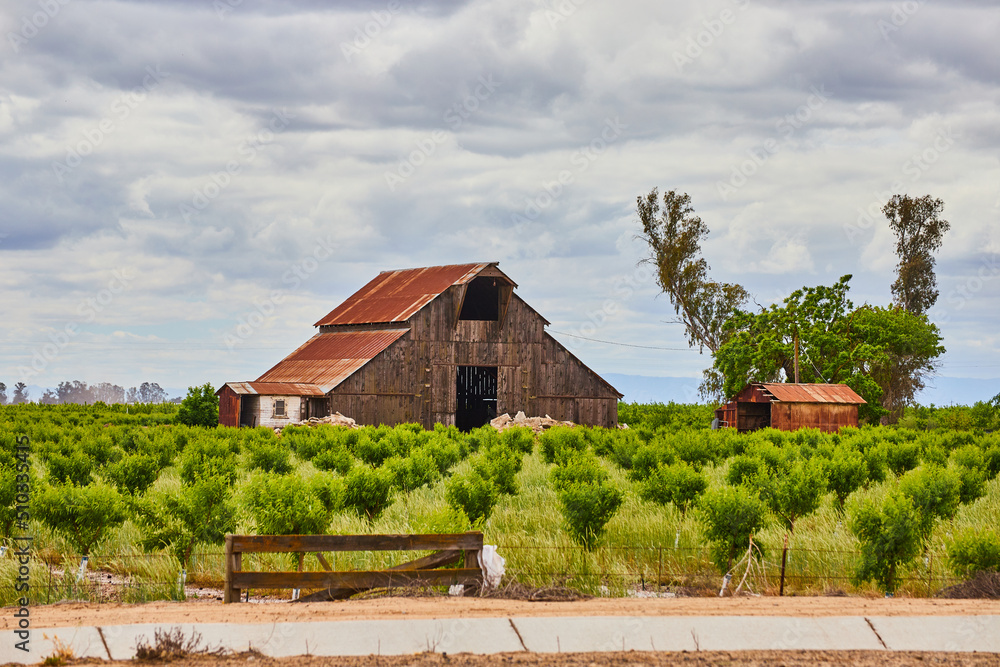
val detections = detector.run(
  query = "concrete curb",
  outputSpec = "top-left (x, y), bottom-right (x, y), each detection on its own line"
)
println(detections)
top-left (2, 615), bottom-right (997, 664)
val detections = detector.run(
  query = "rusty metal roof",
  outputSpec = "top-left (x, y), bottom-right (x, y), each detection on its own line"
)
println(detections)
top-left (254, 328), bottom-right (409, 392)
top-left (314, 263), bottom-right (509, 326)
top-left (223, 382), bottom-right (326, 397)
top-left (760, 383), bottom-right (866, 404)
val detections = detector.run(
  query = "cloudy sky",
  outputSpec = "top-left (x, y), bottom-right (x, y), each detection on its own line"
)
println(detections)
top-left (2, 0), bottom-right (998, 401)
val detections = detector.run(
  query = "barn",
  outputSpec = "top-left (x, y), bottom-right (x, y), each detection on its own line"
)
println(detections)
top-left (714, 382), bottom-right (866, 433)
top-left (218, 262), bottom-right (622, 430)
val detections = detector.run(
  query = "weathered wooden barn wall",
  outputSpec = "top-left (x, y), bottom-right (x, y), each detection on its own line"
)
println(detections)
top-left (325, 287), bottom-right (620, 428)
top-left (218, 385), bottom-right (240, 428)
top-left (770, 403), bottom-right (858, 432)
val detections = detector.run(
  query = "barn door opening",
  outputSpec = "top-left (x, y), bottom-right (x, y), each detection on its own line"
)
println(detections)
top-left (456, 366), bottom-right (497, 431)
top-left (239, 395), bottom-right (258, 428)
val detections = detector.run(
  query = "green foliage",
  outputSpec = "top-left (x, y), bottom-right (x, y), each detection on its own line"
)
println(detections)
top-left (471, 443), bottom-right (524, 496)
top-left (446, 469), bottom-right (499, 526)
top-left (823, 446), bottom-right (868, 511)
top-left (946, 530), bottom-right (1000, 579)
top-left (638, 461), bottom-right (706, 516)
top-left (539, 427), bottom-right (588, 465)
top-left (557, 480), bottom-right (624, 551)
top-left (617, 402), bottom-right (715, 430)
top-left (343, 466), bottom-right (395, 521)
top-left (850, 491), bottom-right (923, 595)
top-left (628, 441), bottom-right (675, 481)
top-left (175, 384), bottom-right (218, 427)
top-left (179, 436), bottom-right (239, 485)
top-left (697, 485), bottom-right (769, 573)
top-left (102, 453), bottom-right (160, 495)
top-left (137, 477), bottom-right (236, 567)
top-left (244, 440), bottom-right (293, 475)
top-left (385, 449), bottom-right (440, 492)
top-left (898, 465), bottom-right (962, 543)
top-left (243, 473), bottom-right (341, 535)
top-left (885, 440), bottom-right (921, 477)
top-left (45, 449), bottom-right (94, 486)
top-left (550, 454), bottom-right (609, 493)
top-left (34, 482), bottom-right (127, 555)
top-left (313, 446), bottom-right (353, 475)
top-left (768, 457), bottom-right (828, 533)
top-left (499, 426), bottom-right (535, 455)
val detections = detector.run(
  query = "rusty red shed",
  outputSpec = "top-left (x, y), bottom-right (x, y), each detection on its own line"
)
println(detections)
top-left (715, 382), bottom-right (865, 433)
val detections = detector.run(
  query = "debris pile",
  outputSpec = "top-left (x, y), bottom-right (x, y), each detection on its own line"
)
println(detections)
top-left (490, 411), bottom-right (575, 433)
top-left (306, 412), bottom-right (359, 428)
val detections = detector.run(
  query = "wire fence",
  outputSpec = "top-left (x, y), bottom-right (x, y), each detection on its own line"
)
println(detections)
top-left (1, 543), bottom-right (964, 604)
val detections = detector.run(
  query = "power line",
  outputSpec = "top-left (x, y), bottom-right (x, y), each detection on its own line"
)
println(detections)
top-left (547, 330), bottom-right (695, 351)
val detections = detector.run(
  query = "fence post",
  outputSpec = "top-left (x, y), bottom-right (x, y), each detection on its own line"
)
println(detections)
top-left (224, 534), bottom-right (239, 604)
top-left (927, 552), bottom-right (933, 598)
top-left (657, 546), bottom-right (663, 593)
top-left (779, 533), bottom-right (789, 596)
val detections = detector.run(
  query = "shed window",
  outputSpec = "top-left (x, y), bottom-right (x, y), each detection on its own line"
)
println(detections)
top-left (459, 277), bottom-right (499, 321)
top-left (274, 399), bottom-right (286, 417)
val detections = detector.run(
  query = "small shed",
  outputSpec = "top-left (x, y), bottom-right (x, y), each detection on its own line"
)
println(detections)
top-left (715, 383), bottom-right (866, 433)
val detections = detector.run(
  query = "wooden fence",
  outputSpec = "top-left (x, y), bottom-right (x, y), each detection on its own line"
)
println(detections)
top-left (223, 532), bottom-right (484, 603)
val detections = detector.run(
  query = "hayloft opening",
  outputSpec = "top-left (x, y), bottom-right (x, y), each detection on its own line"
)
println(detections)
top-left (458, 277), bottom-right (499, 321)
top-left (456, 365), bottom-right (497, 431)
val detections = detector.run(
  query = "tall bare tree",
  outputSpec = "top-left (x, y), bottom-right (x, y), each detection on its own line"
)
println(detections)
top-left (882, 194), bottom-right (950, 315)
top-left (637, 188), bottom-right (749, 353)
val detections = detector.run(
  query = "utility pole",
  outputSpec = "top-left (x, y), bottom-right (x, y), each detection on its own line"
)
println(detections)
top-left (793, 332), bottom-right (800, 383)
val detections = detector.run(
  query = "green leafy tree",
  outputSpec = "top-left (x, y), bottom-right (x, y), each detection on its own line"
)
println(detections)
top-left (343, 466), bottom-right (395, 521)
top-left (637, 188), bottom-right (749, 399)
top-left (551, 454), bottom-right (609, 493)
top-left (769, 457), bottom-right (828, 533)
top-left (102, 453), bottom-right (160, 496)
top-left (176, 384), bottom-right (218, 427)
top-left (558, 481), bottom-right (624, 551)
top-left (243, 473), bottom-right (341, 535)
top-left (823, 446), bottom-right (868, 511)
top-left (883, 194), bottom-right (950, 315)
top-left (446, 469), bottom-right (499, 526)
top-left (898, 465), bottom-right (961, 544)
top-left (712, 276), bottom-right (944, 423)
top-left (138, 477), bottom-right (237, 568)
top-left (850, 491), bottom-right (923, 595)
top-left (639, 461), bottom-right (707, 517)
top-left (697, 485), bottom-right (769, 573)
top-left (947, 530), bottom-right (1000, 579)
top-left (34, 482), bottom-right (127, 555)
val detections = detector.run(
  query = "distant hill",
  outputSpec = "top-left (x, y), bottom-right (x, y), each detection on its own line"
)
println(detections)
top-left (606, 374), bottom-right (999, 407)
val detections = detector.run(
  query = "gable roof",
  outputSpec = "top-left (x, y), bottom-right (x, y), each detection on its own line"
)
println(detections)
top-left (314, 262), bottom-right (513, 327)
top-left (255, 328), bottom-right (409, 392)
top-left (759, 383), bottom-right (866, 404)
top-left (220, 382), bottom-right (326, 397)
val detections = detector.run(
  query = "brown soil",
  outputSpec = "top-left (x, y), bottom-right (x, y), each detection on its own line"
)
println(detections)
top-left (53, 650), bottom-right (1000, 666)
top-left (6, 595), bottom-right (1000, 630)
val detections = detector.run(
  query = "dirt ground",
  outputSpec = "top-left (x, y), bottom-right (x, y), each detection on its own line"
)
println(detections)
top-left (49, 651), bottom-right (1000, 666)
top-left (6, 595), bottom-right (1000, 630)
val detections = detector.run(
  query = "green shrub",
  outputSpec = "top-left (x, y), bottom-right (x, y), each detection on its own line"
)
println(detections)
top-left (885, 440), bottom-right (921, 477)
top-left (244, 441), bottom-right (293, 475)
top-left (557, 481), bottom-right (624, 551)
top-left (823, 446), bottom-right (868, 511)
top-left (472, 445), bottom-right (523, 496)
top-left (539, 427), bottom-right (588, 465)
top-left (984, 444), bottom-right (1000, 480)
top-left (385, 450), bottom-right (440, 492)
top-left (243, 473), bottom-right (339, 535)
top-left (137, 477), bottom-right (237, 567)
top-left (352, 432), bottom-right (396, 467)
top-left (850, 491), bottom-right (923, 595)
top-left (179, 437), bottom-right (239, 485)
top-left (639, 461), bottom-right (706, 516)
top-left (947, 530), bottom-right (1000, 579)
top-left (175, 383), bottom-right (218, 427)
top-left (898, 465), bottom-right (962, 543)
top-left (628, 442), bottom-right (675, 481)
top-left (313, 446), bottom-right (353, 475)
top-left (45, 450), bottom-right (94, 486)
top-left (725, 454), bottom-right (770, 488)
top-left (423, 438), bottom-right (466, 474)
top-left (768, 457), bottom-right (828, 533)
top-left (446, 469), bottom-right (499, 526)
top-left (697, 485), bottom-right (768, 573)
top-left (34, 482), bottom-right (127, 555)
top-left (343, 466), bottom-right (395, 521)
top-left (102, 453), bottom-right (160, 495)
top-left (500, 427), bottom-right (535, 455)
top-left (550, 454), bottom-right (608, 493)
